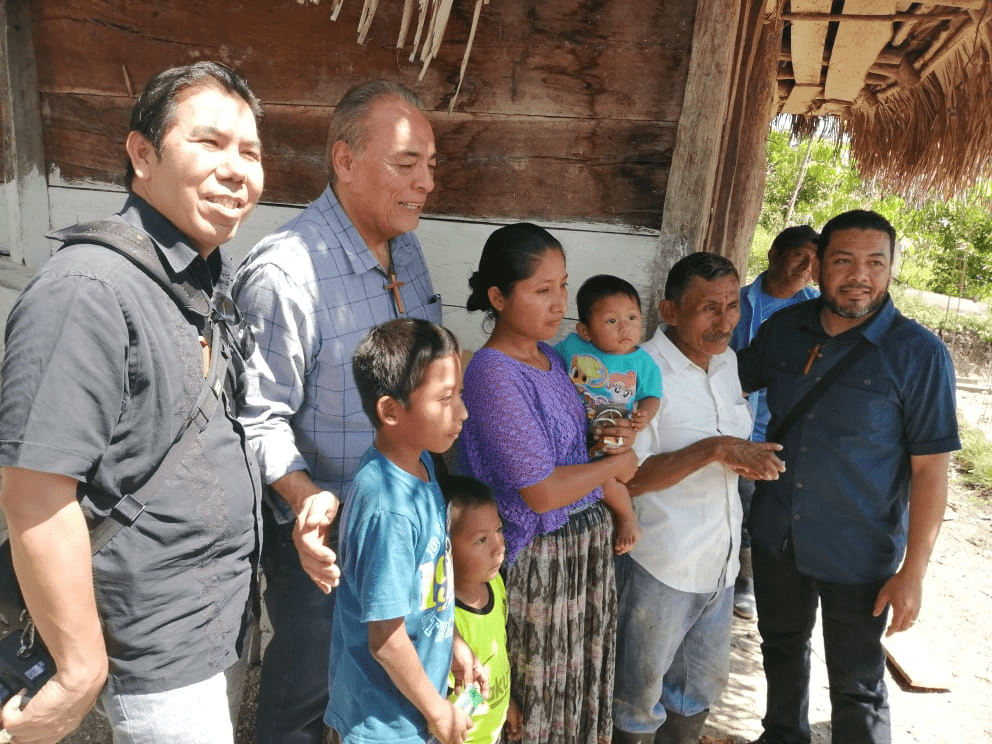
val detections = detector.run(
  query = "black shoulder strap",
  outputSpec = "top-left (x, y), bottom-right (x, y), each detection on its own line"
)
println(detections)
top-left (766, 313), bottom-right (908, 445)
top-left (48, 220), bottom-right (211, 319)
top-left (47, 220), bottom-right (226, 554)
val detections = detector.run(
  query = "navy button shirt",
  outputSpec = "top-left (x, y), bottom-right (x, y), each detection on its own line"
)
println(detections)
top-left (737, 296), bottom-right (959, 584)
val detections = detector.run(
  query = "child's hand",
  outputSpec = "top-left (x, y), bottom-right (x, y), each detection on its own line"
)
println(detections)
top-left (428, 699), bottom-right (473, 744)
top-left (451, 631), bottom-right (490, 697)
top-left (630, 408), bottom-right (648, 433)
top-left (504, 697), bottom-right (523, 740)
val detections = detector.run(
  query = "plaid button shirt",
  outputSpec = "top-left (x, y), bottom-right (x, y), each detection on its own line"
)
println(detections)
top-left (233, 186), bottom-right (441, 522)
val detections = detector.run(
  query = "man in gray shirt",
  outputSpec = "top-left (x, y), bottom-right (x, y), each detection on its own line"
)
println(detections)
top-left (0, 61), bottom-right (263, 744)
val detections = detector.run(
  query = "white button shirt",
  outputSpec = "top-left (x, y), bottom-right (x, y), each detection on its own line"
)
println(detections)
top-left (630, 327), bottom-right (754, 593)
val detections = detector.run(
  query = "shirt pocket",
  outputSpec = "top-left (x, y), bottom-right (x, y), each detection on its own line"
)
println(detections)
top-left (830, 376), bottom-right (899, 436)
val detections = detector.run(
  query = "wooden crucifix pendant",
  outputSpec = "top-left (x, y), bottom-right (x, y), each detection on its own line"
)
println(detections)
top-left (803, 343), bottom-right (822, 375)
top-left (384, 272), bottom-right (406, 314)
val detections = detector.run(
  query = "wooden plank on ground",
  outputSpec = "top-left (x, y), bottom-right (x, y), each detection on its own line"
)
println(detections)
top-left (824, 0), bottom-right (897, 101)
top-left (789, 0), bottom-right (831, 85)
top-left (883, 631), bottom-right (953, 692)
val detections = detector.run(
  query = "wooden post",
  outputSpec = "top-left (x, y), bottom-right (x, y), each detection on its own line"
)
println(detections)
top-left (1, 0), bottom-right (51, 269)
top-left (651, 0), bottom-right (741, 327)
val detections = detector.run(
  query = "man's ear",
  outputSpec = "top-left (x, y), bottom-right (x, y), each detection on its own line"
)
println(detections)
top-left (376, 395), bottom-right (402, 427)
top-left (487, 286), bottom-right (505, 314)
top-left (331, 141), bottom-right (355, 185)
top-left (576, 321), bottom-right (592, 342)
top-left (658, 298), bottom-right (677, 327)
top-left (125, 131), bottom-right (157, 184)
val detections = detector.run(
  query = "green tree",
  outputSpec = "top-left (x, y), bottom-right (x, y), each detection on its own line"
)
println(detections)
top-left (758, 127), bottom-right (992, 301)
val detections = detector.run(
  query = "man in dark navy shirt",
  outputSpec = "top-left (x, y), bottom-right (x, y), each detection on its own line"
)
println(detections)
top-left (737, 210), bottom-right (960, 744)
top-left (0, 62), bottom-right (263, 743)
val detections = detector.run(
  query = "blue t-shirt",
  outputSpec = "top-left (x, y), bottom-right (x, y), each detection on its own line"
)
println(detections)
top-left (554, 332), bottom-right (663, 419)
top-left (326, 447), bottom-right (455, 743)
top-left (730, 272), bottom-right (819, 442)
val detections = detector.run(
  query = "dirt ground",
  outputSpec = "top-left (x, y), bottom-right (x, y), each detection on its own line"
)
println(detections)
top-left (703, 385), bottom-right (992, 744)
top-left (60, 389), bottom-right (992, 744)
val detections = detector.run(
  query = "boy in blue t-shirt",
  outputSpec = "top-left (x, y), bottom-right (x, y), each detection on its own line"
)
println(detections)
top-left (555, 275), bottom-right (663, 554)
top-left (327, 318), bottom-right (486, 744)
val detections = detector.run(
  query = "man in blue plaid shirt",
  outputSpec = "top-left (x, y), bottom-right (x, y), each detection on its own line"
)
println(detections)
top-left (233, 80), bottom-right (441, 744)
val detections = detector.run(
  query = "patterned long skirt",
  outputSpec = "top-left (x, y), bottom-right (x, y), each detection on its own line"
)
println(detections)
top-left (503, 501), bottom-right (617, 744)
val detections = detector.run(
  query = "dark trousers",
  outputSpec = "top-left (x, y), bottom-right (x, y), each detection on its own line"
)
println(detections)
top-left (752, 543), bottom-right (891, 744)
top-left (256, 504), bottom-right (336, 744)
top-left (738, 477), bottom-right (755, 550)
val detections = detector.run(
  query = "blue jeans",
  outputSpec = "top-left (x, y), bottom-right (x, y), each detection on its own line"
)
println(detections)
top-left (752, 543), bottom-right (891, 744)
top-left (100, 659), bottom-right (244, 743)
top-left (612, 554), bottom-right (733, 735)
top-left (256, 504), bottom-right (335, 744)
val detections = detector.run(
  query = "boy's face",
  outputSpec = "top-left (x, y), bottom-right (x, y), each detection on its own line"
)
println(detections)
top-left (395, 353), bottom-right (468, 453)
top-left (450, 502), bottom-right (505, 585)
top-left (577, 293), bottom-right (643, 356)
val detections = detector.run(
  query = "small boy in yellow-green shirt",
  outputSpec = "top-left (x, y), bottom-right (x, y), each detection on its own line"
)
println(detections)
top-left (443, 475), bottom-right (522, 743)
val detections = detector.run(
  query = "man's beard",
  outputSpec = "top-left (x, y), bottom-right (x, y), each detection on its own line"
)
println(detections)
top-left (823, 286), bottom-right (887, 319)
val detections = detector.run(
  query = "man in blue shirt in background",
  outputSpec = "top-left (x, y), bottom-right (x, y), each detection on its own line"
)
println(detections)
top-left (737, 210), bottom-right (959, 744)
top-left (730, 225), bottom-right (819, 619)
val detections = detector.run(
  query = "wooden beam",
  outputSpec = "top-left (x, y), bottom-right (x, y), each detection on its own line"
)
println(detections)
top-left (783, 12), bottom-right (964, 22)
top-left (789, 0), bottom-right (831, 85)
top-left (782, 83), bottom-right (822, 113)
top-left (658, 0), bottom-right (740, 267)
top-left (1, 0), bottom-right (51, 268)
top-left (824, 1), bottom-right (897, 102)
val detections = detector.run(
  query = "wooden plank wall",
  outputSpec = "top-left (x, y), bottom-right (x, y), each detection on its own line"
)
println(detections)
top-left (30, 0), bottom-right (698, 229)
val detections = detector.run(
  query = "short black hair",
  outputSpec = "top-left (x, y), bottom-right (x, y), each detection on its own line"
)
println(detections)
top-left (817, 210), bottom-right (896, 262)
top-left (352, 318), bottom-right (461, 428)
top-left (771, 225), bottom-right (818, 254)
top-left (441, 475), bottom-right (496, 510)
top-left (442, 475), bottom-right (498, 533)
top-left (664, 253), bottom-right (739, 302)
top-left (125, 61), bottom-right (262, 190)
top-left (576, 275), bottom-right (642, 325)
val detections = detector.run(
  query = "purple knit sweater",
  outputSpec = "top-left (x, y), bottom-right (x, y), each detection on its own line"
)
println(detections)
top-left (459, 343), bottom-right (603, 563)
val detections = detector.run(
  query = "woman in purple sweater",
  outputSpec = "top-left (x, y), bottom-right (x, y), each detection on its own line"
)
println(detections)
top-left (459, 223), bottom-right (637, 744)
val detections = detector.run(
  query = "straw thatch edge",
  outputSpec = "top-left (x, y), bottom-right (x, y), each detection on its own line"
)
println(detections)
top-left (842, 12), bottom-right (992, 202)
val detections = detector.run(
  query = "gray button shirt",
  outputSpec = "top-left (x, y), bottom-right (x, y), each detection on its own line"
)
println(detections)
top-left (0, 195), bottom-right (261, 694)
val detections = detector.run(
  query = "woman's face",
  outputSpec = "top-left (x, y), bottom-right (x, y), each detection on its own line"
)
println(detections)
top-left (492, 248), bottom-right (568, 342)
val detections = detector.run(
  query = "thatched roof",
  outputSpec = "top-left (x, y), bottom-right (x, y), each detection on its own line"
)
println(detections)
top-left (771, 1), bottom-right (992, 201)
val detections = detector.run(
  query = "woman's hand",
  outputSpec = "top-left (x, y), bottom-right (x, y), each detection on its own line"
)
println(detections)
top-left (606, 449), bottom-right (638, 484)
top-left (589, 417), bottom-right (636, 456)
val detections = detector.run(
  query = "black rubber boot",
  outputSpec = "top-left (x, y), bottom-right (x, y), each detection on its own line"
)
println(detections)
top-left (612, 725), bottom-right (655, 744)
top-left (653, 710), bottom-right (709, 744)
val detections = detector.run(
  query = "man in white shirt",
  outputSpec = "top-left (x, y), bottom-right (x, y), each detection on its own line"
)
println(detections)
top-left (612, 253), bottom-right (786, 744)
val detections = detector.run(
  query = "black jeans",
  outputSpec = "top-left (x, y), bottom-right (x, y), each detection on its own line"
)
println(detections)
top-left (752, 543), bottom-right (891, 744)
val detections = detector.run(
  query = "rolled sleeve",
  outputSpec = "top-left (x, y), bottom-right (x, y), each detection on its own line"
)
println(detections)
top-left (235, 258), bottom-right (316, 486)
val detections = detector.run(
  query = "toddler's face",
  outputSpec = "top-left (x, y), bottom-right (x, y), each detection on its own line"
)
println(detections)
top-left (450, 503), bottom-right (505, 585)
top-left (579, 293), bottom-right (643, 356)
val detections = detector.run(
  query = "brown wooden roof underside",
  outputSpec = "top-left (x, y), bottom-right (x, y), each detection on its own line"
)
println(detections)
top-left (772, 0), bottom-right (992, 200)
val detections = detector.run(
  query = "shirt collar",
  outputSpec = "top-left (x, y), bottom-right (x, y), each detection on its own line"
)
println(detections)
top-left (118, 194), bottom-right (228, 292)
top-left (798, 294), bottom-right (897, 345)
top-left (645, 325), bottom-right (732, 374)
top-left (320, 185), bottom-right (421, 275)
